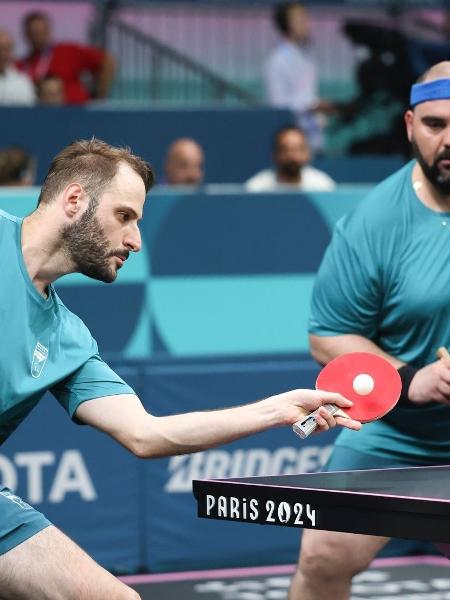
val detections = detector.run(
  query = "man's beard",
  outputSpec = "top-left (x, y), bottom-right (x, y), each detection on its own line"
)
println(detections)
top-left (278, 160), bottom-right (302, 180)
top-left (60, 200), bottom-right (126, 283)
top-left (412, 138), bottom-right (450, 195)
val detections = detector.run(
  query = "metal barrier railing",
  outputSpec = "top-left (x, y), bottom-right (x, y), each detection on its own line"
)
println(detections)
top-left (106, 19), bottom-right (261, 105)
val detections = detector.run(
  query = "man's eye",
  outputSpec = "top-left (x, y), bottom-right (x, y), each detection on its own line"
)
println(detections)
top-left (119, 212), bottom-right (130, 221)
top-left (425, 120), bottom-right (444, 129)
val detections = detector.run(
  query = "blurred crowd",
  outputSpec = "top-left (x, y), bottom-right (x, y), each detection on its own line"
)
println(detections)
top-left (2, 2), bottom-right (450, 189)
top-left (0, 11), bottom-right (115, 107)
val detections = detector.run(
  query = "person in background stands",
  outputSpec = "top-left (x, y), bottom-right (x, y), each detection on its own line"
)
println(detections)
top-left (0, 147), bottom-right (35, 186)
top-left (36, 75), bottom-right (65, 106)
top-left (245, 126), bottom-right (335, 192)
top-left (17, 12), bottom-right (116, 105)
top-left (0, 30), bottom-right (35, 105)
top-left (264, 2), bottom-right (336, 154)
top-left (164, 138), bottom-right (205, 186)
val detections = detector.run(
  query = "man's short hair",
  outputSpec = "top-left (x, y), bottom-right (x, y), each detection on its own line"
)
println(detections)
top-left (272, 125), bottom-right (307, 151)
top-left (37, 138), bottom-right (154, 206)
top-left (273, 2), bottom-right (305, 35)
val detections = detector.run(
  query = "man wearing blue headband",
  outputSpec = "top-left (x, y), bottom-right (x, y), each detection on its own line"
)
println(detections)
top-left (290, 61), bottom-right (450, 600)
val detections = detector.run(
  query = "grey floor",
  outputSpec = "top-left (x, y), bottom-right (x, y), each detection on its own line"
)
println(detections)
top-left (127, 559), bottom-right (450, 600)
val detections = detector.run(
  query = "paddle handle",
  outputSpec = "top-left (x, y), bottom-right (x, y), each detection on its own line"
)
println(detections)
top-left (437, 347), bottom-right (450, 360)
top-left (292, 404), bottom-right (348, 439)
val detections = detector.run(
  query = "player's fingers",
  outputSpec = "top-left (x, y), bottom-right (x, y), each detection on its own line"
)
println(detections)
top-left (439, 354), bottom-right (450, 368)
top-left (316, 406), bottom-right (336, 430)
top-left (318, 391), bottom-right (353, 408)
top-left (434, 391), bottom-right (450, 405)
top-left (440, 370), bottom-right (450, 386)
top-left (438, 380), bottom-right (450, 397)
top-left (336, 416), bottom-right (362, 431)
top-left (314, 410), bottom-right (331, 433)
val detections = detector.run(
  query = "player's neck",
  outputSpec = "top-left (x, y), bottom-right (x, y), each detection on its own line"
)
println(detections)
top-left (412, 163), bottom-right (450, 213)
top-left (21, 213), bottom-right (76, 296)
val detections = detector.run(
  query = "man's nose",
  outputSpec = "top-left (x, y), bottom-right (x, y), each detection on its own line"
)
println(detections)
top-left (124, 228), bottom-right (141, 253)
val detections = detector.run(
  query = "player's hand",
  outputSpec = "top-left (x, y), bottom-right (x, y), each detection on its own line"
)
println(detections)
top-left (276, 389), bottom-right (362, 433)
top-left (408, 357), bottom-right (450, 405)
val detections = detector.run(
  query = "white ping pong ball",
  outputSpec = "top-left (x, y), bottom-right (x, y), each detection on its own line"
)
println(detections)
top-left (352, 373), bottom-right (374, 396)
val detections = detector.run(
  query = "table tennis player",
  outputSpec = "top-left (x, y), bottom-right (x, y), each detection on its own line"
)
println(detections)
top-left (289, 61), bottom-right (450, 600)
top-left (0, 138), bottom-right (362, 600)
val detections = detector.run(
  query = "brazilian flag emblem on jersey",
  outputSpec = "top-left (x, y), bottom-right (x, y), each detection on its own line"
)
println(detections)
top-left (31, 342), bottom-right (48, 378)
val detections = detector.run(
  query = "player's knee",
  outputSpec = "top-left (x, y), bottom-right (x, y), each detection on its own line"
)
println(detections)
top-left (299, 533), bottom-right (366, 583)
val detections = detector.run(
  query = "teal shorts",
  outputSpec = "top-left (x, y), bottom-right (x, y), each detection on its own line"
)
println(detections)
top-left (0, 487), bottom-right (51, 556)
top-left (325, 445), bottom-right (449, 471)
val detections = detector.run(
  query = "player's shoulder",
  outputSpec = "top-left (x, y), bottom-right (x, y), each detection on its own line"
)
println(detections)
top-left (0, 210), bottom-right (20, 237)
top-left (0, 210), bottom-right (20, 225)
top-left (53, 291), bottom-right (97, 349)
top-left (343, 161), bottom-right (413, 232)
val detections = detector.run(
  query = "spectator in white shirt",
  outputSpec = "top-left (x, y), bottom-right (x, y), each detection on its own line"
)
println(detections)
top-left (0, 31), bottom-right (35, 106)
top-left (264, 3), bottom-right (335, 153)
top-left (245, 126), bottom-right (336, 192)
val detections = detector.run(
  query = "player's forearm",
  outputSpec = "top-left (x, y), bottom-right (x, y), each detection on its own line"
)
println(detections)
top-left (137, 397), bottom-right (285, 458)
top-left (309, 333), bottom-right (404, 369)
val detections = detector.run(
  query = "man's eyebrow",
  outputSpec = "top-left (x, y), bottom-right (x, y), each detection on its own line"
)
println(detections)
top-left (421, 115), bottom-right (446, 123)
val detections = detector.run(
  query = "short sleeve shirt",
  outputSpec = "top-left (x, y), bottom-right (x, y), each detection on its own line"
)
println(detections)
top-left (309, 162), bottom-right (450, 458)
top-left (0, 210), bottom-right (134, 445)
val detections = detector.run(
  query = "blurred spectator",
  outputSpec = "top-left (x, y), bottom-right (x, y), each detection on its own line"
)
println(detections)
top-left (17, 12), bottom-right (116, 105)
top-left (245, 126), bottom-right (335, 192)
top-left (164, 138), bottom-right (204, 186)
top-left (36, 75), bottom-right (64, 106)
top-left (0, 30), bottom-right (35, 105)
top-left (0, 147), bottom-right (35, 186)
top-left (264, 2), bottom-right (335, 153)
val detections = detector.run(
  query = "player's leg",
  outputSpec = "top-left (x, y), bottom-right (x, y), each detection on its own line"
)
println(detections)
top-left (0, 525), bottom-right (140, 600)
top-left (288, 528), bottom-right (389, 600)
top-left (0, 488), bottom-right (139, 600)
top-left (288, 445), bottom-right (420, 600)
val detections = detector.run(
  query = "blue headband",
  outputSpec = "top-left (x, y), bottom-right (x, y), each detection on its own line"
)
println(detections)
top-left (410, 78), bottom-right (450, 107)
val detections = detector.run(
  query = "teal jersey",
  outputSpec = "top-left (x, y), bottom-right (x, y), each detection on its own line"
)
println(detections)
top-left (0, 210), bottom-right (134, 445)
top-left (309, 161), bottom-right (450, 459)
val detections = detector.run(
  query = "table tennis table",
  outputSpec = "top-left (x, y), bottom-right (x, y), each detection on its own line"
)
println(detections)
top-left (193, 465), bottom-right (450, 543)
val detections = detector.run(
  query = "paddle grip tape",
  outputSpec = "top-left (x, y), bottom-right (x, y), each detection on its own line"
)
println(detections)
top-left (292, 404), bottom-right (341, 439)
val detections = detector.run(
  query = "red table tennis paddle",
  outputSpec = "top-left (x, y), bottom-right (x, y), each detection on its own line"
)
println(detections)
top-left (293, 352), bottom-right (402, 439)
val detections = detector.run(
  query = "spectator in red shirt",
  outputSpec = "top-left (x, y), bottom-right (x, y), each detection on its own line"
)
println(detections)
top-left (17, 12), bottom-right (116, 105)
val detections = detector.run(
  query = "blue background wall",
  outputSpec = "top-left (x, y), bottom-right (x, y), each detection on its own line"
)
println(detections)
top-left (0, 188), bottom-right (366, 360)
top-left (0, 107), bottom-right (405, 184)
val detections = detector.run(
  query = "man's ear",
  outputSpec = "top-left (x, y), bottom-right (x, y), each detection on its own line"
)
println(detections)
top-left (404, 110), bottom-right (414, 143)
top-left (61, 183), bottom-right (86, 218)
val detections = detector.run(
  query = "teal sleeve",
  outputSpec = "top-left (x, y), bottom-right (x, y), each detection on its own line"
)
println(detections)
top-left (50, 354), bottom-right (135, 419)
top-left (309, 219), bottom-right (382, 338)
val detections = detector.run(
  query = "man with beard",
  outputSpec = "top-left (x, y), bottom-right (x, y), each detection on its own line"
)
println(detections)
top-left (244, 126), bottom-right (335, 192)
top-left (0, 139), bottom-right (360, 599)
top-left (289, 61), bottom-right (450, 600)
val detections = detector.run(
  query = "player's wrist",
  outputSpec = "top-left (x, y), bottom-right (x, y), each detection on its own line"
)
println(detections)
top-left (397, 364), bottom-right (420, 407)
top-left (256, 394), bottom-right (291, 428)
